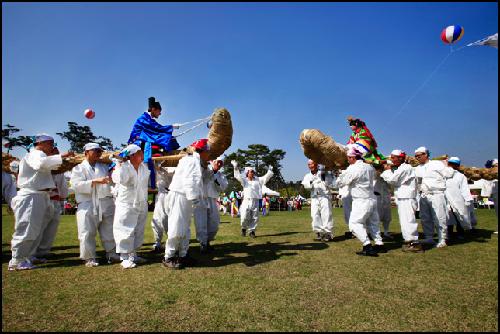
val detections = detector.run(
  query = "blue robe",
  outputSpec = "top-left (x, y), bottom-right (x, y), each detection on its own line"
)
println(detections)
top-left (128, 112), bottom-right (180, 188)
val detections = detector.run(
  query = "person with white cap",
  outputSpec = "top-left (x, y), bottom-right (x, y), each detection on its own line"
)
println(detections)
top-left (231, 160), bottom-right (274, 238)
top-left (162, 139), bottom-right (210, 269)
top-left (8, 134), bottom-right (74, 271)
top-left (150, 162), bottom-right (175, 253)
top-left (445, 157), bottom-right (473, 240)
top-left (112, 144), bottom-right (150, 269)
top-left (31, 147), bottom-right (70, 262)
top-left (381, 150), bottom-right (423, 252)
top-left (414, 146), bottom-right (454, 248)
top-left (194, 156), bottom-right (228, 253)
top-left (70, 142), bottom-right (120, 267)
top-left (336, 146), bottom-right (385, 256)
top-left (301, 160), bottom-right (336, 242)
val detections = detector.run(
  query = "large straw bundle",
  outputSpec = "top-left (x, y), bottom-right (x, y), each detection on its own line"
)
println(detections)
top-left (299, 129), bottom-right (348, 170)
top-left (207, 108), bottom-right (233, 160)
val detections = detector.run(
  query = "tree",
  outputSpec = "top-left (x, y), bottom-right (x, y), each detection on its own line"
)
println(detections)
top-left (2, 124), bottom-right (35, 152)
top-left (56, 122), bottom-right (118, 153)
top-left (222, 144), bottom-right (287, 194)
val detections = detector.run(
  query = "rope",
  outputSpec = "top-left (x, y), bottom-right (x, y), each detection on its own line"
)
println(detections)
top-left (174, 118), bottom-right (210, 137)
top-left (384, 49), bottom-right (454, 128)
top-left (175, 116), bottom-right (211, 127)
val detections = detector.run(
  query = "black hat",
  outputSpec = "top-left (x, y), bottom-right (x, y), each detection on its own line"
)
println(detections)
top-left (148, 97), bottom-right (162, 110)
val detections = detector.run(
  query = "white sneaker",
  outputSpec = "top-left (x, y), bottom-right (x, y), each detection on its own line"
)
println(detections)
top-left (121, 259), bottom-right (137, 269)
top-left (85, 259), bottom-right (99, 267)
top-left (436, 241), bottom-right (447, 248)
top-left (9, 260), bottom-right (37, 271)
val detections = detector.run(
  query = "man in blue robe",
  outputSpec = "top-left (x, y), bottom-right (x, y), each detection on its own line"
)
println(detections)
top-left (128, 97), bottom-right (180, 188)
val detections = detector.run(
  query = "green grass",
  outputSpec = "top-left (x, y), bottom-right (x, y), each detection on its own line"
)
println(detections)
top-left (2, 205), bottom-right (498, 331)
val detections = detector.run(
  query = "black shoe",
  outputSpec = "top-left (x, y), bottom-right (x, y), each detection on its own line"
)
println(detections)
top-left (179, 254), bottom-right (197, 267)
top-left (314, 232), bottom-right (323, 241)
top-left (322, 233), bottom-right (334, 242)
top-left (200, 243), bottom-right (209, 254)
top-left (249, 231), bottom-right (256, 238)
top-left (344, 231), bottom-right (354, 239)
top-left (241, 229), bottom-right (247, 237)
top-left (373, 244), bottom-right (387, 253)
top-left (356, 244), bottom-right (379, 257)
top-left (162, 257), bottom-right (180, 269)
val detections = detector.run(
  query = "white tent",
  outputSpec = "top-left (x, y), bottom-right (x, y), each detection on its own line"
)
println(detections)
top-left (262, 185), bottom-right (280, 196)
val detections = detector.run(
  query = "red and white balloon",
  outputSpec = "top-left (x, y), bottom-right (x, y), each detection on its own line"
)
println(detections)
top-left (84, 108), bottom-right (95, 119)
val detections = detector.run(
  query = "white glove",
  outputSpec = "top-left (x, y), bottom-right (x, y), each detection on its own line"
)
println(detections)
top-left (231, 160), bottom-right (238, 167)
top-left (172, 123), bottom-right (181, 129)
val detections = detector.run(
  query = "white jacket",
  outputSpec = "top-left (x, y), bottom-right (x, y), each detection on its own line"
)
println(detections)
top-left (168, 152), bottom-right (204, 201)
top-left (155, 164), bottom-right (175, 194)
top-left (445, 168), bottom-right (470, 223)
top-left (17, 149), bottom-right (63, 192)
top-left (112, 161), bottom-right (150, 210)
top-left (234, 168), bottom-right (273, 199)
top-left (50, 173), bottom-right (69, 199)
top-left (336, 160), bottom-right (376, 199)
top-left (203, 166), bottom-right (228, 199)
top-left (380, 163), bottom-right (417, 199)
top-left (301, 171), bottom-right (336, 198)
top-left (71, 160), bottom-right (113, 203)
top-left (414, 160), bottom-right (454, 194)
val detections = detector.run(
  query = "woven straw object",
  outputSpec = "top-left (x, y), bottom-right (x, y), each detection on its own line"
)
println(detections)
top-left (299, 129), bottom-right (348, 170)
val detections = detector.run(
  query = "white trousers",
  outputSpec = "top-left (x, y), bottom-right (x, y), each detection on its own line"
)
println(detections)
top-left (77, 198), bottom-right (116, 260)
top-left (10, 192), bottom-right (53, 265)
top-left (467, 203), bottom-right (477, 227)
top-left (113, 203), bottom-right (148, 256)
top-left (194, 198), bottom-right (220, 244)
top-left (349, 197), bottom-right (383, 246)
top-left (151, 192), bottom-right (168, 244)
top-left (310, 196), bottom-right (333, 234)
top-left (240, 198), bottom-right (259, 232)
top-left (396, 198), bottom-right (419, 242)
top-left (419, 193), bottom-right (448, 243)
top-left (377, 197), bottom-right (392, 233)
top-left (35, 200), bottom-right (62, 257)
top-left (342, 195), bottom-right (352, 227)
top-left (165, 191), bottom-right (193, 258)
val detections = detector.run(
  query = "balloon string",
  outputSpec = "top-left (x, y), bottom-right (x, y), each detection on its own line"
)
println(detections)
top-left (384, 50), bottom-right (453, 128)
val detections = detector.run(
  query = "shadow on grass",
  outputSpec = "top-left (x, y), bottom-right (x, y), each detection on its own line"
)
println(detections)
top-left (186, 241), bottom-right (328, 268)
top-left (258, 231), bottom-right (309, 237)
top-left (446, 229), bottom-right (495, 247)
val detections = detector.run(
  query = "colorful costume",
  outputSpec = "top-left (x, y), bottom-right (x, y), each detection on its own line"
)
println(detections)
top-left (347, 117), bottom-right (386, 164)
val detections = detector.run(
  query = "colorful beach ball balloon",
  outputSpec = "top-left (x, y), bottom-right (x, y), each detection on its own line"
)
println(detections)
top-left (84, 108), bottom-right (95, 119)
top-left (441, 25), bottom-right (464, 44)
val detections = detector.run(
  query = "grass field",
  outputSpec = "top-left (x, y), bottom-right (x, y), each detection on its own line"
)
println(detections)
top-left (2, 205), bottom-right (498, 331)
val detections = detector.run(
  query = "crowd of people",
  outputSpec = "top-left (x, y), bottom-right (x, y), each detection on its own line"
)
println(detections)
top-left (2, 99), bottom-right (498, 270)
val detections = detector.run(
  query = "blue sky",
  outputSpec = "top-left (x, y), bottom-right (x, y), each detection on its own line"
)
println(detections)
top-left (2, 2), bottom-right (498, 181)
